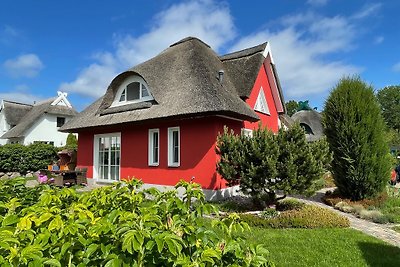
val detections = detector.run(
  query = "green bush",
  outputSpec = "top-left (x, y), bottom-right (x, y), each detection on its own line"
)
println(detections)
top-left (65, 133), bottom-right (78, 150)
top-left (0, 179), bottom-right (273, 266)
top-left (276, 199), bottom-right (305, 211)
top-left (216, 123), bottom-right (331, 208)
top-left (323, 76), bottom-right (392, 200)
top-left (0, 143), bottom-right (57, 173)
top-left (260, 208), bottom-right (279, 219)
top-left (240, 205), bottom-right (349, 229)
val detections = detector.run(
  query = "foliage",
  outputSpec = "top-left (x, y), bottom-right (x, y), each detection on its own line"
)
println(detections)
top-left (260, 209), bottom-right (279, 219)
top-left (376, 85), bottom-right (400, 133)
top-left (216, 123), bottom-right (331, 207)
top-left (239, 205), bottom-right (349, 229)
top-left (0, 178), bottom-right (273, 266)
top-left (64, 133), bottom-right (78, 151)
top-left (285, 100), bottom-right (299, 116)
top-left (276, 199), bottom-right (305, 211)
top-left (323, 76), bottom-right (392, 200)
top-left (0, 143), bottom-right (57, 174)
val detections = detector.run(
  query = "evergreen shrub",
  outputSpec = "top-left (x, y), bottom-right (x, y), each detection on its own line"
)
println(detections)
top-left (323, 77), bottom-right (391, 200)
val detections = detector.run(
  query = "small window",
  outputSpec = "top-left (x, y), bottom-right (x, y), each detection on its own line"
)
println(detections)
top-left (57, 117), bottom-right (66, 127)
top-left (119, 82), bottom-right (150, 103)
top-left (241, 128), bottom-right (253, 137)
top-left (254, 88), bottom-right (270, 115)
top-left (168, 127), bottom-right (180, 167)
top-left (148, 129), bottom-right (159, 166)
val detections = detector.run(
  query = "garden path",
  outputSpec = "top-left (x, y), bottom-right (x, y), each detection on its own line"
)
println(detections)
top-left (290, 188), bottom-right (400, 247)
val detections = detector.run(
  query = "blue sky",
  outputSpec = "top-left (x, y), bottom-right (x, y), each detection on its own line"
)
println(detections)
top-left (0, 0), bottom-right (399, 111)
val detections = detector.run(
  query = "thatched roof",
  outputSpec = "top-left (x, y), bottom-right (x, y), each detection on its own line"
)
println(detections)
top-left (1, 98), bottom-right (78, 139)
top-left (61, 37), bottom-right (275, 132)
top-left (1, 100), bottom-right (33, 126)
top-left (220, 42), bottom-right (267, 98)
top-left (291, 110), bottom-right (323, 141)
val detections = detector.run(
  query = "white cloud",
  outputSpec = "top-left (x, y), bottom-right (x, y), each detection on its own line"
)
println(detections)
top-left (59, 0), bottom-right (235, 98)
top-left (307, 0), bottom-right (329, 7)
top-left (352, 3), bottom-right (382, 20)
top-left (230, 11), bottom-right (366, 99)
top-left (3, 54), bottom-right (44, 78)
top-left (392, 62), bottom-right (400, 73)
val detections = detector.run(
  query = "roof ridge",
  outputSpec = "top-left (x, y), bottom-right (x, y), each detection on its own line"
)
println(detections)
top-left (219, 42), bottom-right (268, 61)
top-left (3, 100), bottom-right (33, 106)
top-left (169, 36), bottom-right (211, 48)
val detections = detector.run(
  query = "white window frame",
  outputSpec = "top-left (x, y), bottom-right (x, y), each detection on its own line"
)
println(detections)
top-left (111, 76), bottom-right (153, 107)
top-left (93, 132), bottom-right (121, 183)
top-left (241, 128), bottom-right (253, 137)
top-left (254, 87), bottom-right (270, 115)
top-left (148, 128), bottom-right (160, 166)
top-left (168, 127), bottom-right (180, 167)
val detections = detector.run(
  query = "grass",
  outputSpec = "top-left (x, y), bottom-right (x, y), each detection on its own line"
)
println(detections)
top-left (240, 228), bottom-right (400, 267)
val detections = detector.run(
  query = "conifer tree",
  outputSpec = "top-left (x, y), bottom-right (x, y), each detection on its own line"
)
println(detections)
top-left (323, 77), bottom-right (391, 200)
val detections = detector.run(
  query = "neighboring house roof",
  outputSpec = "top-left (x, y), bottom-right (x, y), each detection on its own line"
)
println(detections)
top-left (1, 98), bottom-right (78, 139)
top-left (279, 114), bottom-right (295, 128)
top-left (1, 100), bottom-right (33, 126)
top-left (291, 110), bottom-right (324, 141)
top-left (62, 37), bottom-right (288, 132)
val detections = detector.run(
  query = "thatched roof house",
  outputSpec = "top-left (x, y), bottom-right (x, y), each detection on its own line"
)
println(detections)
top-left (291, 110), bottom-right (323, 141)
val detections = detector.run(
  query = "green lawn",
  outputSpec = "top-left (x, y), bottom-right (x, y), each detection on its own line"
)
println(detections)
top-left (239, 228), bottom-right (400, 267)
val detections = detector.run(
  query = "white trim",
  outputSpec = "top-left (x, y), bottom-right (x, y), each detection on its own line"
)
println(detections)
top-left (254, 87), bottom-right (270, 115)
top-left (241, 128), bottom-right (253, 137)
top-left (148, 128), bottom-right (159, 166)
top-left (111, 76), bottom-right (154, 107)
top-left (93, 132), bottom-right (121, 182)
top-left (262, 42), bottom-right (275, 64)
top-left (168, 127), bottom-right (180, 167)
top-left (51, 91), bottom-right (72, 108)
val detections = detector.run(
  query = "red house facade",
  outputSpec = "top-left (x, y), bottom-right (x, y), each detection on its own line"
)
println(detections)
top-left (61, 37), bottom-right (285, 199)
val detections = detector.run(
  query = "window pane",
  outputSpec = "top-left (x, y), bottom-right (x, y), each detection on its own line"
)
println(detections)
top-left (127, 82), bottom-right (140, 101)
top-left (119, 89), bottom-right (126, 102)
top-left (141, 84), bottom-right (149, 97)
top-left (173, 131), bottom-right (179, 163)
top-left (103, 166), bottom-right (109, 179)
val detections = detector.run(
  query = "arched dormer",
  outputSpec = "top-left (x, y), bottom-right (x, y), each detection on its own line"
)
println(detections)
top-left (111, 75), bottom-right (154, 107)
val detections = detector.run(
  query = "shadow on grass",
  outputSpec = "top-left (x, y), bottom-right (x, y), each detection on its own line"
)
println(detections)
top-left (358, 241), bottom-right (400, 267)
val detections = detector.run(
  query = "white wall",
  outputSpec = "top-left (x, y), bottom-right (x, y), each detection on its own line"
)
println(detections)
top-left (23, 114), bottom-right (72, 147)
top-left (0, 112), bottom-right (10, 145)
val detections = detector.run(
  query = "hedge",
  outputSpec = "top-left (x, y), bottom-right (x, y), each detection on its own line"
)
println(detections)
top-left (0, 143), bottom-right (58, 174)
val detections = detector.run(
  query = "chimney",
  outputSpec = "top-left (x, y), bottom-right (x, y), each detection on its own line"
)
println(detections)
top-left (218, 70), bottom-right (224, 84)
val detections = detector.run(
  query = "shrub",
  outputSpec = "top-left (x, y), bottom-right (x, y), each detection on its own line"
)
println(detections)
top-left (240, 205), bottom-right (349, 229)
top-left (65, 133), bottom-right (78, 150)
top-left (260, 208), bottom-right (279, 219)
top-left (0, 179), bottom-right (273, 266)
top-left (216, 123), bottom-right (331, 208)
top-left (0, 143), bottom-right (57, 173)
top-left (323, 76), bottom-right (392, 200)
top-left (276, 199), bottom-right (305, 211)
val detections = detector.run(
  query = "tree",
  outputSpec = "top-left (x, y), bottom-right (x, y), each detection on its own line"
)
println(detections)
top-left (323, 77), bottom-right (391, 201)
top-left (285, 100), bottom-right (299, 116)
top-left (65, 133), bottom-right (78, 150)
top-left (376, 85), bottom-right (400, 133)
top-left (216, 124), bottom-right (330, 207)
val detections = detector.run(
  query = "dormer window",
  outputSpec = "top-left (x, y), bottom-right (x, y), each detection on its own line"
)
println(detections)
top-left (111, 76), bottom-right (153, 107)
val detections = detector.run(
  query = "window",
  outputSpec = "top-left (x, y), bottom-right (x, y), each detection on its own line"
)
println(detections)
top-left (112, 76), bottom-right (153, 107)
top-left (241, 128), bottom-right (253, 137)
top-left (94, 133), bottom-right (121, 181)
top-left (254, 88), bottom-right (270, 115)
top-left (168, 127), bottom-right (180, 167)
top-left (148, 129), bottom-right (159, 166)
top-left (57, 117), bottom-right (66, 127)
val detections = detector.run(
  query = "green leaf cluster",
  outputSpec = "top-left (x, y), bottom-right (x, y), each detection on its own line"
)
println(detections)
top-left (216, 124), bottom-right (331, 207)
top-left (323, 76), bottom-right (392, 200)
top-left (0, 143), bottom-right (58, 174)
top-left (0, 178), bottom-right (274, 266)
top-left (64, 134), bottom-right (78, 151)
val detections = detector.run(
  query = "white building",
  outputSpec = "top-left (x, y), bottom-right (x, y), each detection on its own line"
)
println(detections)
top-left (0, 92), bottom-right (77, 146)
